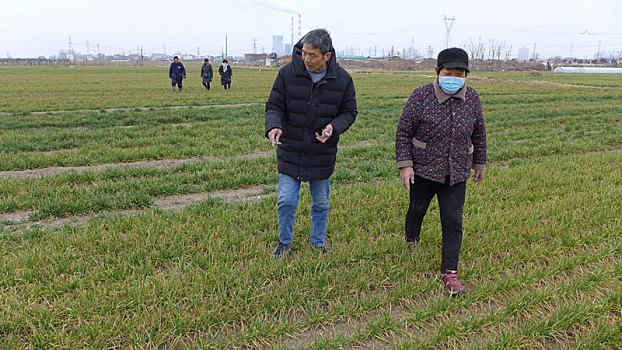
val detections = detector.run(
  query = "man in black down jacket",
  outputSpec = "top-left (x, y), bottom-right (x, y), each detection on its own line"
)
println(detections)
top-left (265, 29), bottom-right (358, 259)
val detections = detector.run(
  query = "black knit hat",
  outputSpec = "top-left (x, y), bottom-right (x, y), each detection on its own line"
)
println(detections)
top-left (437, 47), bottom-right (469, 72)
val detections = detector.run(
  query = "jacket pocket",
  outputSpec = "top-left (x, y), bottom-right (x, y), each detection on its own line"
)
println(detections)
top-left (468, 144), bottom-right (474, 154)
top-left (412, 138), bottom-right (426, 165)
top-left (412, 138), bottom-right (427, 149)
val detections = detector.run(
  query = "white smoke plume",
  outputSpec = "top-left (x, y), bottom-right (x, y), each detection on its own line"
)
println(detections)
top-left (235, 0), bottom-right (299, 15)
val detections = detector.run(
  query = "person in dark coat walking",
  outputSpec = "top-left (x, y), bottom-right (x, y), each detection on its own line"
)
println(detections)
top-left (395, 47), bottom-right (487, 296)
top-left (265, 29), bottom-right (358, 259)
top-left (201, 58), bottom-right (213, 90)
top-left (218, 59), bottom-right (233, 90)
top-left (168, 56), bottom-right (186, 93)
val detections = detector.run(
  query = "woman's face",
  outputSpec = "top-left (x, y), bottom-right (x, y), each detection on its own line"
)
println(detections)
top-left (438, 67), bottom-right (467, 78)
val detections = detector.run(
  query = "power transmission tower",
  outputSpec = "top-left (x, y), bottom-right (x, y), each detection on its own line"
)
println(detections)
top-left (443, 15), bottom-right (455, 48)
top-left (251, 37), bottom-right (258, 54)
top-left (596, 41), bottom-right (601, 60)
top-left (68, 35), bottom-right (78, 65)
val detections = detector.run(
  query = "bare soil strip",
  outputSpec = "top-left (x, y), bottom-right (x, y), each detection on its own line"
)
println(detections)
top-left (0, 185), bottom-right (273, 233)
top-left (0, 142), bottom-right (379, 179)
top-left (0, 151), bottom-right (273, 179)
top-left (0, 141), bottom-right (382, 234)
top-left (0, 102), bottom-right (261, 117)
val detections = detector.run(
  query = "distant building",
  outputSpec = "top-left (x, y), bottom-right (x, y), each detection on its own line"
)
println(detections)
top-left (284, 44), bottom-right (292, 55)
top-left (245, 53), bottom-right (268, 62)
top-left (518, 47), bottom-right (529, 62)
top-left (272, 35), bottom-right (284, 56)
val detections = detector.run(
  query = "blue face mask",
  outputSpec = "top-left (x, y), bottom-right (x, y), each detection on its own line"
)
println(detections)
top-left (438, 76), bottom-right (465, 94)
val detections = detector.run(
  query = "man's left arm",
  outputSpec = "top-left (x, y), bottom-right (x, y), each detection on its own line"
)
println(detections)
top-left (330, 77), bottom-right (358, 135)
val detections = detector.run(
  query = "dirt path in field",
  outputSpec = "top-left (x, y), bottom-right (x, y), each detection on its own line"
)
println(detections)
top-left (0, 185), bottom-right (273, 233)
top-left (0, 102), bottom-right (262, 117)
top-left (0, 141), bottom-right (380, 179)
top-left (0, 141), bottom-right (384, 233)
top-left (0, 151), bottom-right (274, 179)
top-left (0, 177), bottom-right (388, 234)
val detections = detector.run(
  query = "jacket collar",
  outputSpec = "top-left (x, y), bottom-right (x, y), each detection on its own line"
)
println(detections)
top-left (291, 39), bottom-right (338, 80)
top-left (433, 78), bottom-right (466, 104)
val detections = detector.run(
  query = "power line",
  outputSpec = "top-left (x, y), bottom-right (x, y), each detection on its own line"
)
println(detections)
top-left (455, 23), bottom-right (622, 36)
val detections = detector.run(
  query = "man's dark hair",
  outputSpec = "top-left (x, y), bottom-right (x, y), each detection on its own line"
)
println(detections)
top-left (301, 29), bottom-right (333, 54)
top-left (173, 56), bottom-right (178, 60)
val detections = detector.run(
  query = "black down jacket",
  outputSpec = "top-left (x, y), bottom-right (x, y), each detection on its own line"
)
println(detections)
top-left (265, 41), bottom-right (358, 181)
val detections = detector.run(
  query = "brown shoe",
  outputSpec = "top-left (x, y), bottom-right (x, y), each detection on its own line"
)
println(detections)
top-left (442, 270), bottom-right (467, 296)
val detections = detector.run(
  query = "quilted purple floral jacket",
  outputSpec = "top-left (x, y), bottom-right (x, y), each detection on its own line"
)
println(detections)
top-left (395, 79), bottom-right (487, 185)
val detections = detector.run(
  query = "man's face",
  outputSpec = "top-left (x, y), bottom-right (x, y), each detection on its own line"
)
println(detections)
top-left (302, 43), bottom-right (331, 72)
top-left (437, 67), bottom-right (467, 78)
top-left (174, 58), bottom-right (179, 63)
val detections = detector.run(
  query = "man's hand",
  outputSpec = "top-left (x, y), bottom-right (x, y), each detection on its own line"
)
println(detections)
top-left (268, 128), bottom-right (282, 146)
top-left (472, 169), bottom-right (485, 183)
top-left (315, 124), bottom-right (333, 143)
top-left (400, 167), bottom-right (415, 190)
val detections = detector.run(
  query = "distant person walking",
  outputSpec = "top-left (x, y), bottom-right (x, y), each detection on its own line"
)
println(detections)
top-left (265, 29), bottom-right (358, 259)
top-left (168, 56), bottom-right (186, 93)
top-left (201, 58), bottom-right (213, 90)
top-left (218, 59), bottom-right (233, 91)
top-left (395, 47), bottom-right (487, 295)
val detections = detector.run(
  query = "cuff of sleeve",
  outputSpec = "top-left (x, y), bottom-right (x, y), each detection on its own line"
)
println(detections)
top-left (472, 163), bottom-right (486, 171)
top-left (397, 160), bottom-right (414, 169)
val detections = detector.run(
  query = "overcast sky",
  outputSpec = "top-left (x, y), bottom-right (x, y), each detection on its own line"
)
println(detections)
top-left (1, 0), bottom-right (621, 59)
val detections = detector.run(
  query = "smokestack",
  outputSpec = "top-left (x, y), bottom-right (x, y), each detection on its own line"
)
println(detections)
top-left (291, 16), bottom-right (294, 45)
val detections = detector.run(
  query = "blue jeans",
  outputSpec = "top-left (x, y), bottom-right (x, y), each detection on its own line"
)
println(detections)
top-left (277, 174), bottom-right (330, 247)
top-left (171, 79), bottom-right (182, 90)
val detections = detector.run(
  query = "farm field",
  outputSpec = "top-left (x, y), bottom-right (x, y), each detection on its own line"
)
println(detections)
top-left (0, 65), bottom-right (621, 348)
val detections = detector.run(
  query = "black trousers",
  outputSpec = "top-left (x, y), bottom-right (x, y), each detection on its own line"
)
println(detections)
top-left (202, 82), bottom-right (211, 90)
top-left (223, 82), bottom-right (231, 90)
top-left (405, 175), bottom-right (466, 273)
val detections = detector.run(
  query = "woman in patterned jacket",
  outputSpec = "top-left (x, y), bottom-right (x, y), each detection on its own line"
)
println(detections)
top-left (395, 47), bottom-right (487, 296)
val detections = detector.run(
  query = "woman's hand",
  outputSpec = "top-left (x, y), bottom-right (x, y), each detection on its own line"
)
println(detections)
top-left (472, 169), bottom-right (485, 183)
top-left (400, 167), bottom-right (415, 190)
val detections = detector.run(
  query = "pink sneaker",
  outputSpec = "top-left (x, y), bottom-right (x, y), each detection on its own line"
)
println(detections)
top-left (442, 270), bottom-right (467, 295)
